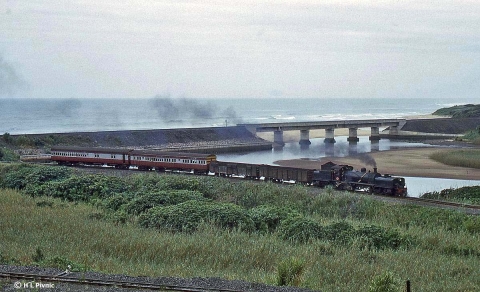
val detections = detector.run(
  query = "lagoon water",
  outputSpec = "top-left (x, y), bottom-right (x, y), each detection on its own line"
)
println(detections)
top-left (1, 96), bottom-right (479, 196)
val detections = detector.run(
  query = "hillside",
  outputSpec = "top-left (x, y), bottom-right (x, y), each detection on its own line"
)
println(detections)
top-left (433, 104), bottom-right (480, 118)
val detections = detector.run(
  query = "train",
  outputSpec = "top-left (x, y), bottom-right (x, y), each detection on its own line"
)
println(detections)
top-left (50, 146), bottom-right (407, 196)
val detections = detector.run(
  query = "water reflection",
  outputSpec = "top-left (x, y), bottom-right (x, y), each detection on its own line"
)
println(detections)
top-left (217, 136), bottom-right (430, 165)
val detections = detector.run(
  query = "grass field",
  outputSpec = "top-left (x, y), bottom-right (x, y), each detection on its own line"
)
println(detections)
top-left (1, 181), bottom-right (479, 291)
top-left (430, 149), bottom-right (480, 169)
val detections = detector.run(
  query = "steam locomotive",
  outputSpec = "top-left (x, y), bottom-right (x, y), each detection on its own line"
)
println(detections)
top-left (50, 146), bottom-right (407, 196)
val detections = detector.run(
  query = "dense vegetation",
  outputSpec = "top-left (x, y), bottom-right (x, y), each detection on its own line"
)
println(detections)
top-left (1, 163), bottom-right (479, 291)
top-left (1, 132), bottom-right (95, 151)
top-left (432, 103), bottom-right (480, 118)
top-left (462, 128), bottom-right (480, 144)
top-left (422, 186), bottom-right (480, 205)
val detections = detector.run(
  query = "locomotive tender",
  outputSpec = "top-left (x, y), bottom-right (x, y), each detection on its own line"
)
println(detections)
top-left (50, 146), bottom-right (407, 196)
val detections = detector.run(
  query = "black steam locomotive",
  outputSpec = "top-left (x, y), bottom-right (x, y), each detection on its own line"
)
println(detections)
top-left (312, 162), bottom-right (407, 196)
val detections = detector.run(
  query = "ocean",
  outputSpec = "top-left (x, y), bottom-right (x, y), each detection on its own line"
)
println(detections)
top-left (1, 97), bottom-right (478, 135)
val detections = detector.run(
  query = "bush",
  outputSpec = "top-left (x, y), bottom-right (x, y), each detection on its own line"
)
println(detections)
top-left (40, 256), bottom-right (89, 272)
top-left (422, 186), bottom-right (480, 205)
top-left (276, 257), bottom-right (305, 287)
top-left (278, 217), bottom-right (324, 243)
top-left (24, 174), bottom-right (130, 201)
top-left (138, 200), bottom-right (254, 232)
top-left (368, 271), bottom-right (400, 292)
top-left (0, 147), bottom-right (19, 161)
top-left (125, 190), bottom-right (206, 215)
top-left (104, 195), bottom-right (132, 212)
top-left (356, 225), bottom-right (408, 250)
top-left (248, 205), bottom-right (301, 233)
top-left (324, 221), bottom-right (355, 244)
top-left (0, 164), bottom-right (71, 190)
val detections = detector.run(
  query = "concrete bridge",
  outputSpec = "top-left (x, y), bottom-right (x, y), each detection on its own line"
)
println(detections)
top-left (238, 119), bottom-right (406, 146)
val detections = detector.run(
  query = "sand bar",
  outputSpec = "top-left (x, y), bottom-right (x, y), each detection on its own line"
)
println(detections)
top-left (274, 147), bottom-right (480, 180)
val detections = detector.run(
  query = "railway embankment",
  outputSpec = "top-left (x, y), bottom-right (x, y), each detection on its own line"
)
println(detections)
top-left (14, 126), bottom-right (272, 154)
top-left (393, 117), bottom-right (480, 138)
top-left (402, 117), bottom-right (480, 134)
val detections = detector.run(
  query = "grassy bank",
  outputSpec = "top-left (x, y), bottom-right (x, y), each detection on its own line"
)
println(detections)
top-left (430, 149), bottom-right (480, 169)
top-left (1, 164), bottom-right (480, 291)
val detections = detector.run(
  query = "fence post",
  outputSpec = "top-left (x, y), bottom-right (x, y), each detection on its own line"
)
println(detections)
top-left (406, 280), bottom-right (411, 292)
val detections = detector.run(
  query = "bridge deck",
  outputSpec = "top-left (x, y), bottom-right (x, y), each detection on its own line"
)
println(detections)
top-left (238, 119), bottom-right (406, 132)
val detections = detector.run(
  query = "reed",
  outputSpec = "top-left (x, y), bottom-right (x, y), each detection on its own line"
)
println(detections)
top-left (430, 149), bottom-right (480, 169)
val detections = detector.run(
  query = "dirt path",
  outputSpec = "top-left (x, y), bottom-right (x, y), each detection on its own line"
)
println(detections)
top-left (275, 147), bottom-right (480, 180)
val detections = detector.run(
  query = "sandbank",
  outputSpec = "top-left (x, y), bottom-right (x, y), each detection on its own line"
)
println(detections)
top-left (274, 147), bottom-right (480, 181)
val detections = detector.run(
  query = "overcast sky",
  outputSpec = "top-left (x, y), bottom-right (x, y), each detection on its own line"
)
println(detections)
top-left (1, 0), bottom-right (479, 99)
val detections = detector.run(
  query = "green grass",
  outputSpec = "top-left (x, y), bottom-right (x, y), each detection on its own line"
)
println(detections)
top-left (1, 187), bottom-right (480, 291)
top-left (430, 149), bottom-right (480, 169)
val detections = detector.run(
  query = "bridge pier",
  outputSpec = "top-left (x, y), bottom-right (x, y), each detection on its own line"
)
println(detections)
top-left (299, 130), bottom-right (311, 145)
top-left (324, 128), bottom-right (336, 143)
top-left (274, 130), bottom-right (285, 146)
top-left (347, 128), bottom-right (359, 142)
top-left (389, 125), bottom-right (399, 135)
top-left (369, 126), bottom-right (381, 141)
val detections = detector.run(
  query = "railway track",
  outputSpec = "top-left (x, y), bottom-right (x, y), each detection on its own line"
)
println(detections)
top-left (400, 196), bottom-right (480, 210)
top-left (0, 271), bottom-right (246, 292)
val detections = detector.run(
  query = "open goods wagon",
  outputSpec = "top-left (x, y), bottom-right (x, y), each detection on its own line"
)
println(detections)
top-left (209, 161), bottom-right (313, 184)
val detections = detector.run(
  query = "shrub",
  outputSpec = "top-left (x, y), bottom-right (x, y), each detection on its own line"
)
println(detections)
top-left (368, 271), bottom-right (400, 292)
top-left (138, 200), bottom-right (254, 232)
top-left (1, 164), bottom-right (37, 189)
top-left (356, 225), bottom-right (408, 250)
top-left (125, 190), bottom-right (206, 215)
top-left (104, 195), bottom-right (131, 212)
top-left (0, 164), bottom-right (71, 190)
top-left (278, 217), bottom-right (324, 243)
top-left (24, 174), bottom-right (130, 201)
top-left (0, 147), bottom-right (19, 161)
top-left (422, 186), bottom-right (480, 205)
top-left (324, 221), bottom-right (355, 244)
top-left (40, 256), bottom-right (89, 272)
top-left (248, 205), bottom-right (301, 233)
top-left (276, 257), bottom-right (305, 287)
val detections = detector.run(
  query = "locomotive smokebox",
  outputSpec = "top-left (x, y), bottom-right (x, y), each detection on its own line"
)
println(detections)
top-left (373, 167), bottom-right (377, 173)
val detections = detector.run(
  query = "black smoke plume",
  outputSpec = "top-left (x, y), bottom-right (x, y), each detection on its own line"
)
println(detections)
top-left (0, 56), bottom-right (27, 97)
top-left (150, 95), bottom-right (243, 124)
top-left (356, 153), bottom-right (377, 168)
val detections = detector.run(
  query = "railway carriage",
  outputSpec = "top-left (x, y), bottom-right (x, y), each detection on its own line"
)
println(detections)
top-left (130, 150), bottom-right (216, 173)
top-left (51, 146), bottom-right (131, 168)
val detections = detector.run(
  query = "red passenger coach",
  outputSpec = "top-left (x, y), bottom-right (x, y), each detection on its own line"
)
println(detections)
top-left (129, 150), bottom-right (216, 173)
top-left (51, 146), bottom-right (132, 168)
